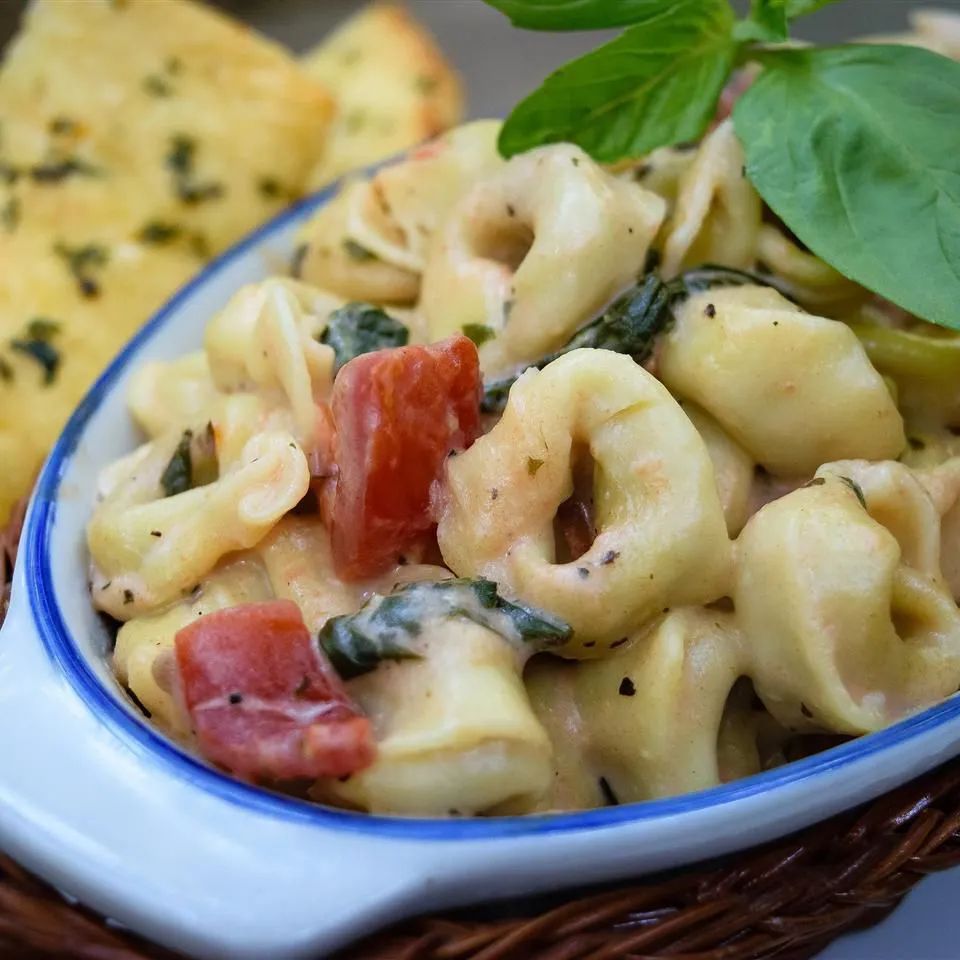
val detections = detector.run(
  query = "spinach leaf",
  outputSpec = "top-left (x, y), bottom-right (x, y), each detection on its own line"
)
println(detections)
top-left (483, 0), bottom-right (686, 31)
top-left (462, 323), bottom-right (496, 347)
top-left (669, 265), bottom-right (790, 299)
top-left (160, 430), bottom-right (194, 498)
top-left (483, 274), bottom-right (671, 412)
top-left (497, 0), bottom-right (736, 161)
top-left (319, 578), bottom-right (572, 679)
top-left (159, 425), bottom-right (218, 498)
top-left (735, 45), bottom-right (960, 331)
top-left (321, 302), bottom-right (409, 372)
top-left (489, 265), bottom-right (783, 413)
top-left (481, 266), bottom-right (787, 413)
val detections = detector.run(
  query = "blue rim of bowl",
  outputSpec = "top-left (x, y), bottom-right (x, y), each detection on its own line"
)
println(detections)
top-left (22, 184), bottom-right (960, 841)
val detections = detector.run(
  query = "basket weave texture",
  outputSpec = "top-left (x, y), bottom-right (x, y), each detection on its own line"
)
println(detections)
top-left (3, 500), bottom-right (960, 960)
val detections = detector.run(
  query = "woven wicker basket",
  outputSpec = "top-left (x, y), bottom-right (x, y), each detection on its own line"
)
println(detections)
top-left (4, 499), bottom-right (960, 960)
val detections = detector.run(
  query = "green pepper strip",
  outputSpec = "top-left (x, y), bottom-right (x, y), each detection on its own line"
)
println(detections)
top-left (848, 324), bottom-right (960, 381)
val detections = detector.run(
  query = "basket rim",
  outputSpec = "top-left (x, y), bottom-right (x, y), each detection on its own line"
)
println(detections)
top-left (22, 177), bottom-right (960, 843)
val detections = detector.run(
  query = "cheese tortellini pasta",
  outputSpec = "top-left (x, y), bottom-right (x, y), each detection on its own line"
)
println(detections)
top-left (421, 144), bottom-right (666, 377)
top-left (437, 349), bottom-right (730, 652)
top-left (658, 286), bottom-right (906, 476)
top-left (87, 118), bottom-right (960, 819)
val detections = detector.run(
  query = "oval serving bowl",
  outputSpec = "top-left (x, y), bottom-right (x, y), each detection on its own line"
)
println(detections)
top-left (2, 184), bottom-right (960, 960)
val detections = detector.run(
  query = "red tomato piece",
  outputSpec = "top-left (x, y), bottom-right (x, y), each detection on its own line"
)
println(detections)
top-left (174, 600), bottom-right (375, 781)
top-left (330, 334), bottom-right (482, 580)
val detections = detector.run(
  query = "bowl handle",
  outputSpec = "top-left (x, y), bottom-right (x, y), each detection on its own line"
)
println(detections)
top-left (0, 581), bottom-right (432, 960)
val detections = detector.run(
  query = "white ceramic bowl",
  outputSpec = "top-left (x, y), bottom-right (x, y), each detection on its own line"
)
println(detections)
top-left (3, 186), bottom-right (960, 960)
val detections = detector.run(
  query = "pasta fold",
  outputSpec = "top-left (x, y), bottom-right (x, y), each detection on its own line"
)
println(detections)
top-left (735, 466), bottom-right (960, 733)
top-left (658, 286), bottom-right (905, 475)
top-left (437, 349), bottom-right (731, 653)
top-left (321, 619), bottom-right (553, 815)
top-left (421, 144), bottom-right (666, 376)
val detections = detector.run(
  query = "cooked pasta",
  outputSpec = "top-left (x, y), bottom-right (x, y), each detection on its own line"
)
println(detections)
top-left (420, 144), bottom-right (666, 377)
top-left (658, 285), bottom-right (906, 476)
top-left (86, 114), bottom-right (960, 818)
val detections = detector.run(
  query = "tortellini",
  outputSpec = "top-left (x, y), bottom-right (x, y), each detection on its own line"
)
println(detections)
top-left (323, 618), bottom-right (553, 815)
top-left (203, 279), bottom-right (338, 449)
top-left (682, 401), bottom-right (754, 537)
top-left (341, 120), bottom-right (504, 274)
top-left (661, 121), bottom-right (761, 278)
top-left (437, 349), bottom-right (731, 653)
top-left (88, 411), bottom-right (309, 619)
top-left (294, 122), bottom-right (504, 304)
top-left (420, 144), bottom-right (666, 376)
top-left (258, 516), bottom-right (362, 634)
top-left (658, 286), bottom-right (906, 476)
top-left (127, 352), bottom-right (219, 440)
top-left (521, 610), bottom-right (759, 810)
top-left (735, 465), bottom-right (960, 733)
top-left (295, 181), bottom-right (420, 304)
top-left (573, 609), bottom-right (751, 802)
top-left (917, 457), bottom-right (960, 602)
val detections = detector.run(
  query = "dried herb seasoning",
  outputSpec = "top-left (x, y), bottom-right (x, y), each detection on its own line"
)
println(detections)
top-left (54, 241), bottom-right (109, 299)
top-left (256, 176), bottom-right (298, 202)
top-left (166, 134), bottom-right (224, 206)
top-left (137, 220), bottom-right (182, 245)
top-left (143, 74), bottom-right (173, 97)
top-left (29, 156), bottom-right (101, 184)
top-left (342, 238), bottom-right (377, 262)
top-left (9, 317), bottom-right (61, 385)
top-left (10, 339), bottom-right (60, 385)
top-left (48, 116), bottom-right (78, 136)
top-left (1, 196), bottom-right (19, 232)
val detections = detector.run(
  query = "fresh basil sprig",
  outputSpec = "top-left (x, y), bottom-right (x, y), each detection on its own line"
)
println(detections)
top-left (319, 578), bottom-right (572, 679)
top-left (734, 45), bottom-right (960, 332)
top-left (484, 0), bottom-right (960, 331)
top-left (498, 1), bottom-right (737, 162)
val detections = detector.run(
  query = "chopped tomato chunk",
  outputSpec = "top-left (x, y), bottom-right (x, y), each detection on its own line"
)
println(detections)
top-left (330, 334), bottom-right (482, 580)
top-left (174, 600), bottom-right (374, 781)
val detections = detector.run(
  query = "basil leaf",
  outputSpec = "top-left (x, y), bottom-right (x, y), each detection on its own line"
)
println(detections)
top-left (321, 302), bottom-right (409, 372)
top-left (735, 45), bottom-right (960, 331)
top-left (734, 0), bottom-right (788, 43)
top-left (319, 578), bottom-right (571, 679)
top-left (483, 0), bottom-right (690, 31)
top-left (498, 0), bottom-right (737, 162)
